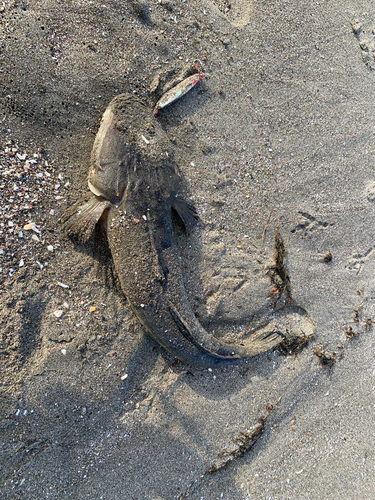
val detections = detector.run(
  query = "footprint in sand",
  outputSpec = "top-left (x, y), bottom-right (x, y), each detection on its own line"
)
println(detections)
top-left (291, 212), bottom-right (333, 238)
top-left (346, 246), bottom-right (375, 275)
top-left (211, 0), bottom-right (254, 28)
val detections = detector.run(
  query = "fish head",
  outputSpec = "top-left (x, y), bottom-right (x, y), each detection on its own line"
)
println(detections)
top-left (88, 94), bottom-right (179, 205)
top-left (88, 101), bottom-right (135, 205)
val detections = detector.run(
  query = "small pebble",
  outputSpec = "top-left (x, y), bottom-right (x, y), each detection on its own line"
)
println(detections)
top-left (54, 310), bottom-right (63, 318)
top-left (121, 374), bottom-right (128, 380)
top-left (19, 259), bottom-right (24, 267)
top-left (47, 245), bottom-right (54, 252)
top-left (50, 209), bottom-right (55, 216)
top-left (61, 349), bottom-right (67, 355)
top-left (31, 234), bottom-right (40, 243)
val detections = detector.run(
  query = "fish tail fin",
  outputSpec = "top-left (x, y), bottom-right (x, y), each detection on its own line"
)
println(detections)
top-left (237, 328), bottom-right (284, 356)
top-left (168, 299), bottom-right (284, 362)
top-left (61, 196), bottom-right (111, 243)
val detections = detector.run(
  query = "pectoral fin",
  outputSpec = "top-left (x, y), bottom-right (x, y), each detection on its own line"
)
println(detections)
top-left (62, 196), bottom-right (111, 243)
top-left (172, 197), bottom-right (198, 230)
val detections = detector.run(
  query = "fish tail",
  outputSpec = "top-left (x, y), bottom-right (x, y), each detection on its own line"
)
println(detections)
top-left (167, 299), bottom-right (283, 362)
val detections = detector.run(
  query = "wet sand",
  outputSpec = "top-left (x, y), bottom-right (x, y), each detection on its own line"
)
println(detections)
top-left (1, 0), bottom-right (375, 498)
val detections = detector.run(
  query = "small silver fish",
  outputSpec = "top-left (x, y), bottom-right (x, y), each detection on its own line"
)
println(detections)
top-left (153, 64), bottom-right (203, 115)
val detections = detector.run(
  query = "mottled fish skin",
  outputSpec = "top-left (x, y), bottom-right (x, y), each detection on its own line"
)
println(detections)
top-left (63, 94), bottom-right (284, 367)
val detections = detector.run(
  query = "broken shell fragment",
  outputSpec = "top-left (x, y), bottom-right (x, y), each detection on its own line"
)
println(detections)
top-left (57, 282), bottom-right (69, 289)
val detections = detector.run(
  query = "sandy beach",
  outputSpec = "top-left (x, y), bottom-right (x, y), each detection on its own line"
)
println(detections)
top-left (1, 0), bottom-right (375, 498)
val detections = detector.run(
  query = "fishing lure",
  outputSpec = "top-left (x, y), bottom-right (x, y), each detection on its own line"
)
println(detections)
top-left (153, 64), bottom-right (204, 115)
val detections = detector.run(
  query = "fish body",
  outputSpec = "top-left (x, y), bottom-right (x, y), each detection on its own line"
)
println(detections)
top-left (63, 94), bottom-right (284, 367)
